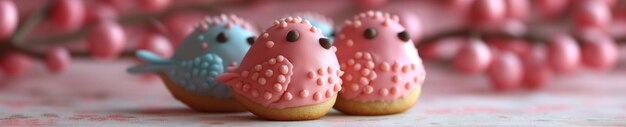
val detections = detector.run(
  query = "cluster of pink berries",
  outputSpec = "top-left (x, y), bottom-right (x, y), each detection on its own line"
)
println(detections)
top-left (419, 0), bottom-right (621, 91)
top-left (0, 0), bottom-right (174, 77)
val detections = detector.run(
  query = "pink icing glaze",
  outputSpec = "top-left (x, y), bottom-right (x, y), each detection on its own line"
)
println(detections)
top-left (334, 11), bottom-right (426, 102)
top-left (217, 17), bottom-right (341, 109)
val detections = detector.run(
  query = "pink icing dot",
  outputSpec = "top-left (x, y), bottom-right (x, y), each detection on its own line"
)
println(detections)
top-left (241, 71), bottom-right (249, 77)
top-left (279, 65), bottom-right (288, 74)
top-left (265, 70), bottom-right (273, 77)
top-left (392, 75), bottom-right (401, 83)
top-left (300, 90), bottom-right (309, 98)
top-left (392, 63), bottom-right (401, 72)
top-left (380, 62), bottom-right (390, 71)
top-left (366, 61), bottom-right (375, 69)
top-left (350, 84), bottom-right (360, 91)
top-left (334, 84), bottom-right (342, 91)
top-left (405, 83), bottom-right (412, 90)
top-left (359, 77), bottom-right (369, 85)
top-left (269, 58), bottom-right (276, 65)
top-left (345, 74), bottom-right (353, 81)
top-left (273, 84), bottom-right (282, 92)
top-left (313, 92), bottom-right (322, 101)
top-left (379, 88), bottom-right (389, 96)
top-left (327, 77), bottom-right (334, 84)
top-left (316, 78), bottom-right (324, 86)
top-left (347, 39), bottom-right (354, 47)
top-left (354, 64), bottom-right (362, 70)
top-left (363, 86), bottom-right (374, 94)
top-left (364, 53), bottom-right (372, 60)
top-left (402, 66), bottom-right (410, 73)
top-left (368, 72), bottom-right (377, 80)
top-left (258, 77), bottom-right (266, 85)
top-left (266, 41), bottom-right (274, 48)
top-left (317, 68), bottom-right (324, 75)
top-left (307, 71), bottom-right (316, 79)
top-left (276, 55), bottom-right (285, 62)
top-left (254, 64), bottom-right (262, 71)
top-left (277, 75), bottom-right (286, 83)
top-left (262, 33), bottom-right (269, 38)
top-left (390, 87), bottom-right (399, 95)
top-left (264, 92), bottom-right (272, 100)
top-left (327, 67), bottom-right (333, 74)
top-left (325, 90), bottom-right (333, 98)
top-left (348, 59), bottom-right (355, 65)
top-left (355, 52), bottom-right (363, 59)
top-left (361, 69), bottom-right (371, 76)
top-left (283, 92), bottom-right (293, 100)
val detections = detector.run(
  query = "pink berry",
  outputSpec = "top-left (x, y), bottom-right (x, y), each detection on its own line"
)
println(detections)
top-left (581, 35), bottom-right (618, 71)
top-left (50, 0), bottom-right (86, 31)
top-left (504, 0), bottom-right (530, 20)
top-left (397, 11), bottom-right (423, 42)
top-left (418, 37), bottom-right (465, 60)
top-left (546, 34), bottom-right (581, 74)
top-left (137, 0), bottom-right (170, 13)
top-left (45, 47), bottom-right (71, 73)
top-left (137, 33), bottom-right (173, 62)
top-left (0, 52), bottom-right (33, 77)
top-left (522, 44), bottom-right (552, 90)
top-left (468, 0), bottom-right (507, 26)
top-left (0, 0), bottom-right (17, 40)
top-left (453, 38), bottom-right (492, 74)
top-left (87, 20), bottom-right (126, 61)
top-left (487, 51), bottom-right (522, 91)
top-left (85, 3), bottom-right (117, 24)
top-left (574, 0), bottom-right (611, 29)
top-left (533, 0), bottom-right (569, 19)
top-left (486, 38), bottom-right (532, 58)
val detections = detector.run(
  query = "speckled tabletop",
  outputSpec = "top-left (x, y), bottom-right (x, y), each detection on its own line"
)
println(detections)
top-left (1, 59), bottom-right (625, 127)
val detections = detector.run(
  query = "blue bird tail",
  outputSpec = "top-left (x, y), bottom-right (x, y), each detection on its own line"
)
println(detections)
top-left (126, 50), bottom-right (174, 74)
top-left (135, 50), bottom-right (170, 64)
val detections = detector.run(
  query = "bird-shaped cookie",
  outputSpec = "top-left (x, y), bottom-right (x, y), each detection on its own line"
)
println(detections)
top-left (333, 11), bottom-right (426, 115)
top-left (217, 17), bottom-right (341, 120)
top-left (127, 14), bottom-right (257, 112)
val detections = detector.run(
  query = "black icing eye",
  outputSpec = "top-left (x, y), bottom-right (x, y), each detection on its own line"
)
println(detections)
top-left (217, 32), bottom-right (228, 43)
top-left (398, 31), bottom-right (410, 42)
top-left (246, 36), bottom-right (255, 45)
top-left (330, 31), bottom-right (336, 37)
top-left (286, 30), bottom-right (299, 42)
top-left (363, 28), bottom-right (376, 40)
top-left (319, 38), bottom-right (331, 49)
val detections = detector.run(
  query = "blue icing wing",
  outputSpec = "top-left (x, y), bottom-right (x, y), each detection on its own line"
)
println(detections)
top-left (166, 53), bottom-right (233, 98)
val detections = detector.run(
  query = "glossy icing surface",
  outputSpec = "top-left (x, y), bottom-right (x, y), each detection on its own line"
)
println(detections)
top-left (218, 17), bottom-right (342, 109)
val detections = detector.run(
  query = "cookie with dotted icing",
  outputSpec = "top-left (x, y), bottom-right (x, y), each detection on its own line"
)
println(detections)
top-left (333, 11), bottom-right (426, 115)
top-left (127, 14), bottom-right (256, 112)
top-left (217, 17), bottom-right (341, 120)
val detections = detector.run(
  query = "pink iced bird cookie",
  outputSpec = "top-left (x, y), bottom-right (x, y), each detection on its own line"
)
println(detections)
top-left (333, 11), bottom-right (426, 115)
top-left (217, 17), bottom-right (341, 120)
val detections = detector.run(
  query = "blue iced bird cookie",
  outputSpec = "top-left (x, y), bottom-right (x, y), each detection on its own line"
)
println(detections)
top-left (127, 14), bottom-right (256, 112)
